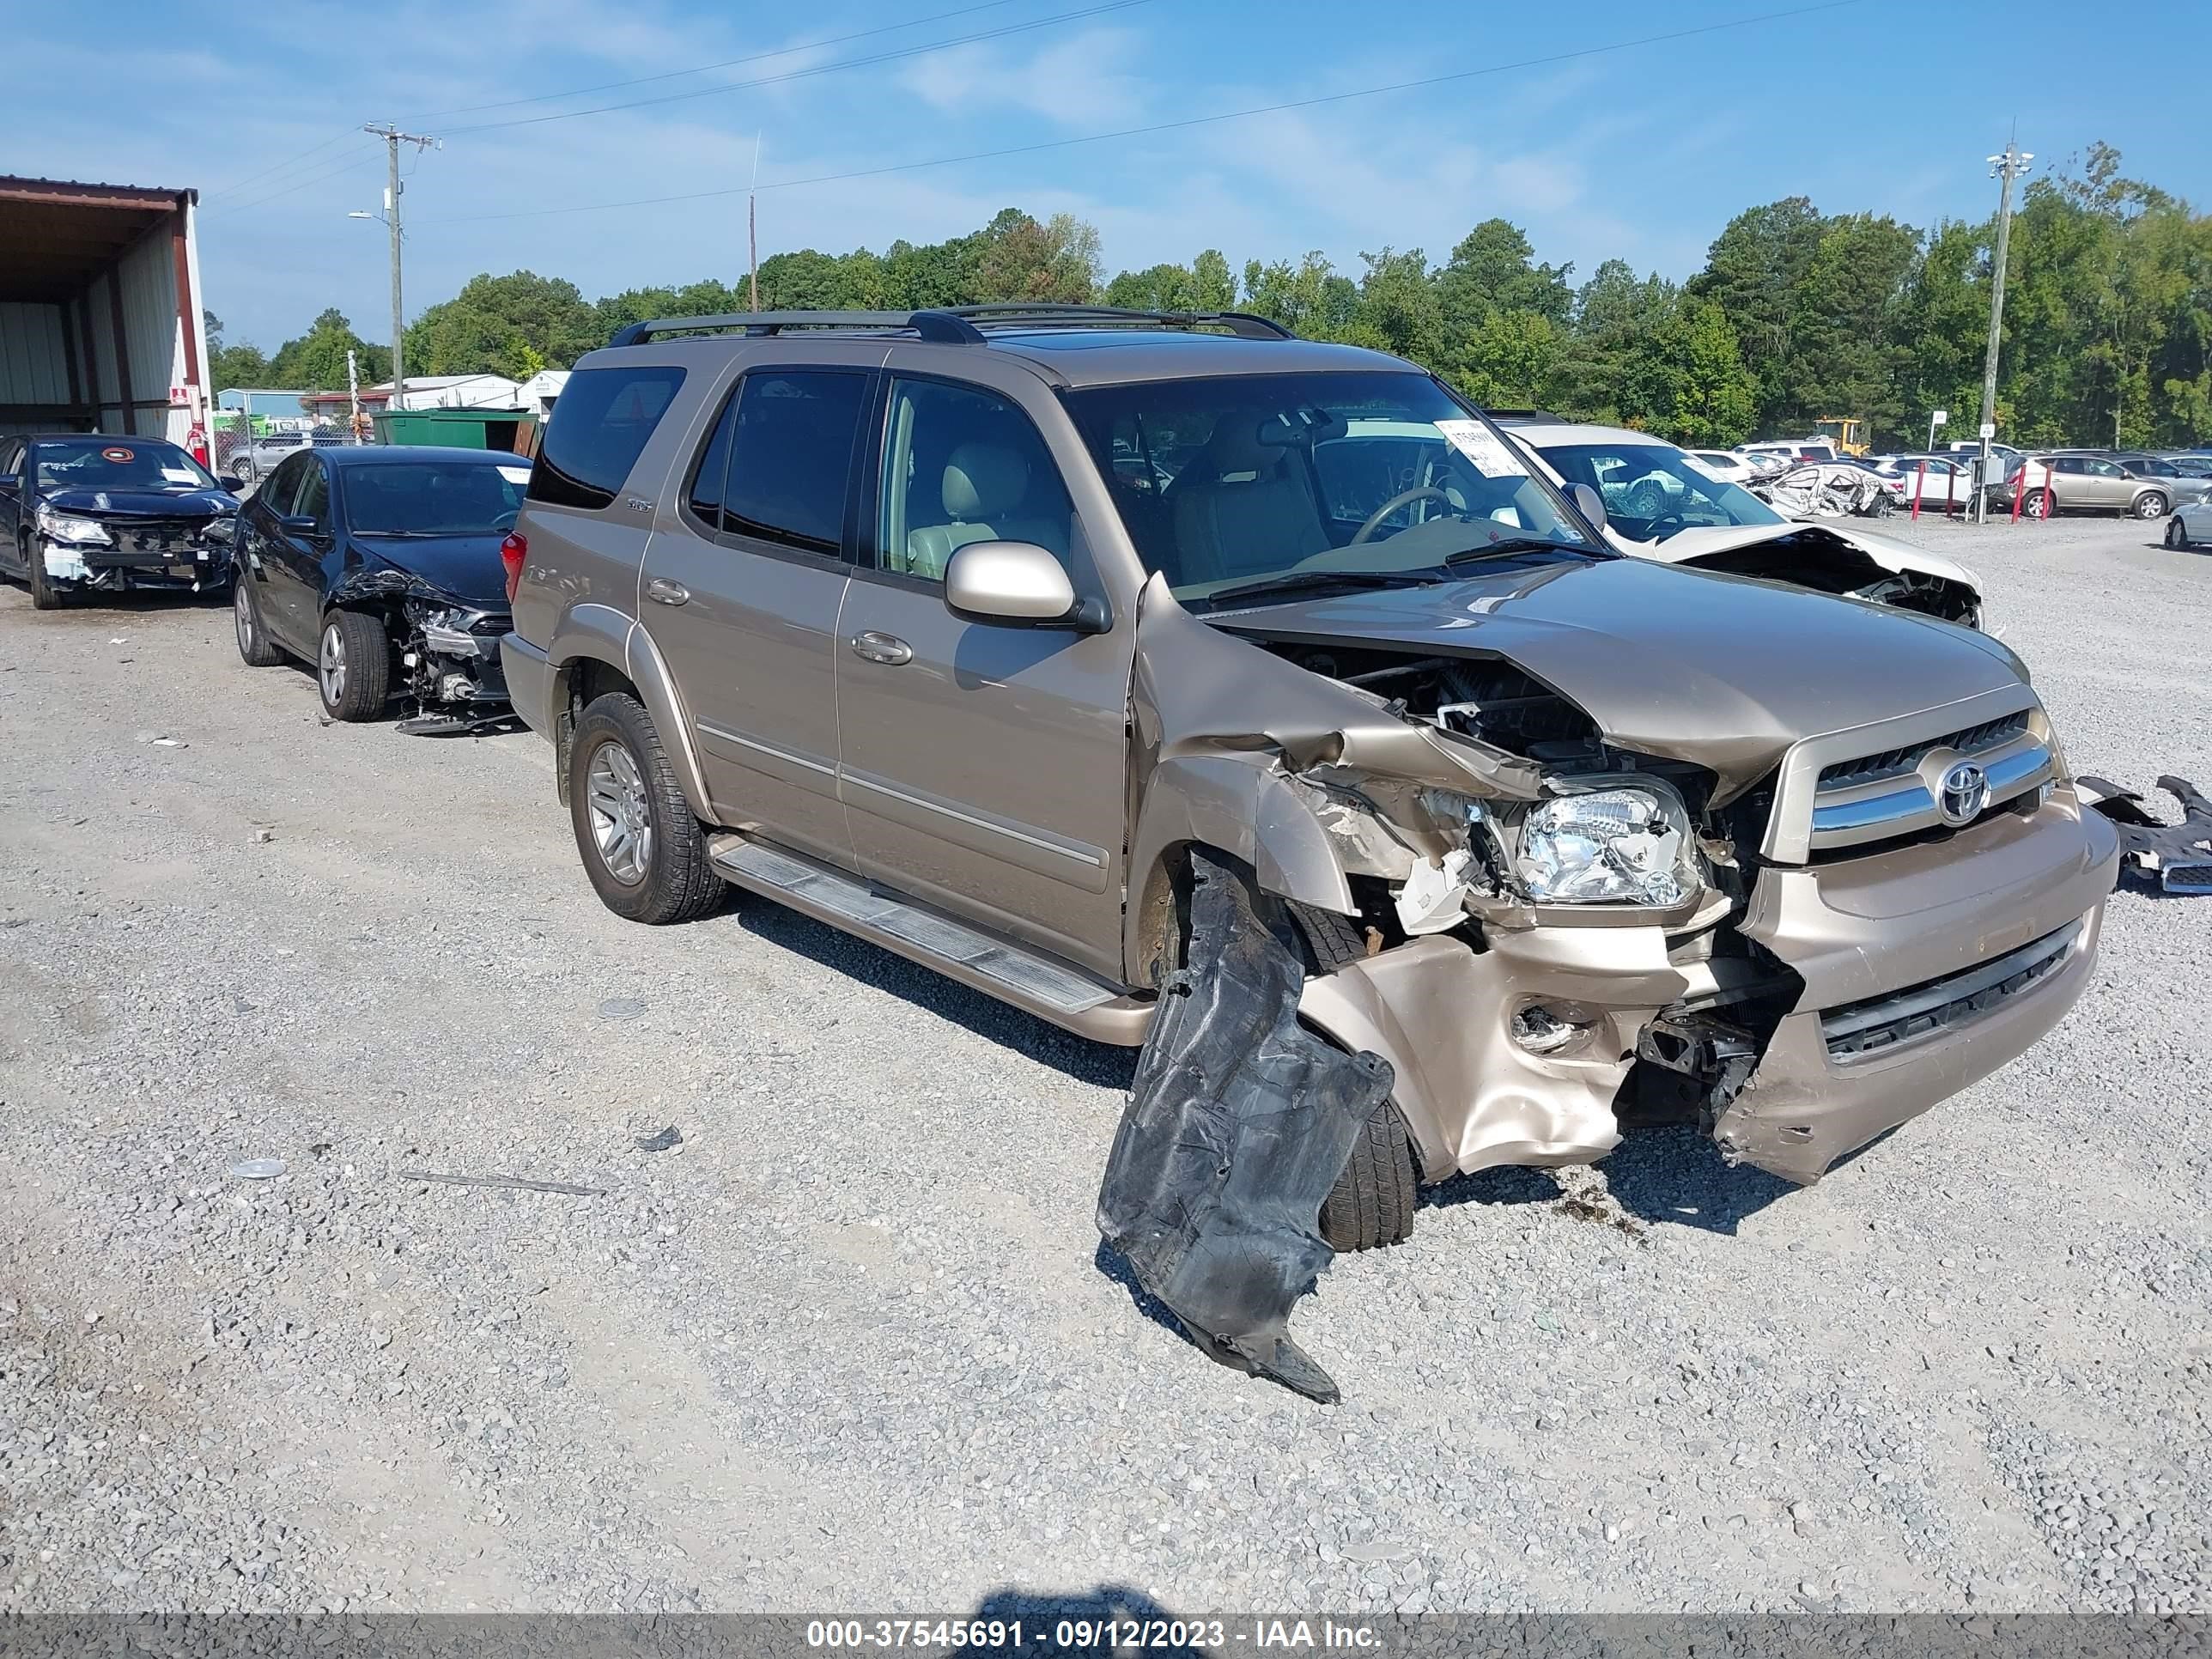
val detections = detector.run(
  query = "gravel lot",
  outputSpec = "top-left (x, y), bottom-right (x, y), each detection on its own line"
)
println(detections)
top-left (1, 514), bottom-right (2206, 1618)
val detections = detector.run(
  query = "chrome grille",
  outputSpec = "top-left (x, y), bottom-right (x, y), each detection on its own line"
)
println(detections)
top-left (1818, 710), bottom-right (2031, 789)
top-left (1822, 921), bottom-right (2080, 1062)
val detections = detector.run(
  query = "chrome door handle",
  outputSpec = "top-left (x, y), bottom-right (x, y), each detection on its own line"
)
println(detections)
top-left (646, 579), bottom-right (690, 606)
top-left (849, 630), bottom-right (912, 665)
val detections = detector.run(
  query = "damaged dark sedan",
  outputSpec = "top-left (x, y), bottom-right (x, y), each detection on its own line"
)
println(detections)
top-left (0, 434), bottom-right (241, 608)
top-left (232, 444), bottom-right (527, 726)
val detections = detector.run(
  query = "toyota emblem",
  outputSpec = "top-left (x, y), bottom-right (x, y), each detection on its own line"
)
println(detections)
top-left (1938, 761), bottom-right (1989, 826)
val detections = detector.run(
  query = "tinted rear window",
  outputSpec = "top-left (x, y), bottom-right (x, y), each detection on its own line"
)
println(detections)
top-left (529, 365), bottom-right (686, 510)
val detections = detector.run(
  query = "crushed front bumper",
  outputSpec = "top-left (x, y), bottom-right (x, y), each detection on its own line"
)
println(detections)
top-left (1298, 787), bottom-right (2119, 1188)
top-left (1711, 787), bottom-right (2118, 1182)
top-left (43, 537), bottom-right (230, 592)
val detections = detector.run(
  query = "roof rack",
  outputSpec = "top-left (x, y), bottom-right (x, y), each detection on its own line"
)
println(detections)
top-left (934, 303), bottom-right (1294, 340)
top-left (606, 302), bottom-right (1295, 349)
top-left (1484, 408), bottom-right (1565, 423)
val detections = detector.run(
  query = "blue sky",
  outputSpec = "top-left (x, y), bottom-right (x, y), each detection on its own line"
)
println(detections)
top-left (8, 0), bottom-right (2208, 351)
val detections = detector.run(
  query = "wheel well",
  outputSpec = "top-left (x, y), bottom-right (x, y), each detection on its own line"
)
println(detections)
top-left (556, 656), bottom-right (638, 804)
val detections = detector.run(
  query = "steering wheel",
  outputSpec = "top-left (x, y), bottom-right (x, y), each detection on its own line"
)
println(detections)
top-left (1352, 485), bottom-right (1457, 545)
top-left (1641, 512), bottom-right (1685, 539)
top-left (491, 507), bottom-right (521, 532)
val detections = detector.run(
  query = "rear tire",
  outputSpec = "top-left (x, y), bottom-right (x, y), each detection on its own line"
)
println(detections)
top-left (234, 577), bottom-right (283, 666)
top-left (317, 609), bottom-right (389, 720)
top-left (2024, 488), bottom-right (2052, 520)
top-left (1291, 902), bottom-right (1421, 1253)
top-left (568, 691), bottom-right (726, 925)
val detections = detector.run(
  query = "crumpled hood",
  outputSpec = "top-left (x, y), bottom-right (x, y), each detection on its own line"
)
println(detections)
top-left (1625, 520), bottom-right (1978, 589)
top-left (1211, 555), bottom-right (2029, 797)
top-left (40, 486), bottom-right (234, 520)
top-left (343, 533), bottom-right (510, 609)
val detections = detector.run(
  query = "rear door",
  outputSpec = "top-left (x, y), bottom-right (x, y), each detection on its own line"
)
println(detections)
top-left (636, 360), bottom-right (875, 868)
top-left (242, 453), bottom-right (313, 649)
top-left (834, 359), bottom-right (1135, 981)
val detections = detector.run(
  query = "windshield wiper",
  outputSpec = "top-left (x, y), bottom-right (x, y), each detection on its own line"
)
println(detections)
top-left (1198, 568), bottom-right (1439, 609)
top-left (1441, 536), bottom-right (1593, 566)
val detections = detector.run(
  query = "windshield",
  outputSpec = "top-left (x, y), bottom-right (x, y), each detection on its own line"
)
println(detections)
top-left (342, 461), bottom-right (528, 535)
top-left (1063, 371), bottom-right (1595, 602)
top-left (34, 439), bottom-right (216, 493)
top-left (1532, 441), bottom-right (1784, 542)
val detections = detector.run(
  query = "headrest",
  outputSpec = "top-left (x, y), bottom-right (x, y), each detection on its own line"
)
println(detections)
top-left (942, 442), bottom-right (1028, 520)
top-left (1196, 415), bottom-right (1279, 481)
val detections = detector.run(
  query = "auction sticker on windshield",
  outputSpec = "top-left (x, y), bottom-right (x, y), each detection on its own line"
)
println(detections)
top-left (497, 465), bottom-right (532, 485)
top-left (1435, 419), bottom-right (1526, 478)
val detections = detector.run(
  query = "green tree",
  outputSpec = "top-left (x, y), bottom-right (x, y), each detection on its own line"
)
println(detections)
top-left (267, 308), bottom-right (388, 392)
top-left (405, 270), bottom-right (600, 378)
top-left (203, 311), bottom-right (270, 395)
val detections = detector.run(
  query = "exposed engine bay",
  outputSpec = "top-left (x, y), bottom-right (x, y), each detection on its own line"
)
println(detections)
top-left (325, 568), bottom-right (513, 733)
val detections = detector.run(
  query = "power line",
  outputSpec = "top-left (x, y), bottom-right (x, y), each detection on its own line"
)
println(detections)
top-left (425, 0), bottom-right (1863, 226)
top-left (410, 0), bottom-right (1030, 120)
top-left (433, 0), bottom-right (1158, 136)
top-left (204, 128), bottom-right (359, 201)
top-left (207, 149), bottom-right (386, 219)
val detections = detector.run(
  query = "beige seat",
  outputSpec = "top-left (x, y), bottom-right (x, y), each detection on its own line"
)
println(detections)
top-left (904, 441), bottom-right (1052, 580)
top-left (1164, 416), bottom-right (1332, 587)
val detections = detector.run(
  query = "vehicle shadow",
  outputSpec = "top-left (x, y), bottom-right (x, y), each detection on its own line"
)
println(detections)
top-left (728, 897), bottom-right (1141, 1091)
top-left (1417, 1123), bottom-right (1802, 1237)
top-left (964, 1583), bottom-right (1203, 1653)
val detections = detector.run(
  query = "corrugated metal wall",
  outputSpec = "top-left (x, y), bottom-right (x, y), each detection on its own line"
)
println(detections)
top-left (0, 301), bottom-right (71, 414)
top-left (67, 222), bottom-right (187, 438)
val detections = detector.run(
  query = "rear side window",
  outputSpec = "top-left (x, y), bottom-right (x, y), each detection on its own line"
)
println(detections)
top-left (720, 370), bottom-right (867, 555)
top-left (530, 365), bottom-right (686, 510)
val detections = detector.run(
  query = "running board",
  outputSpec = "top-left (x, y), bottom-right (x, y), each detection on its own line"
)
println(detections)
top-left (707, 836), bottom-right (1155, 1044)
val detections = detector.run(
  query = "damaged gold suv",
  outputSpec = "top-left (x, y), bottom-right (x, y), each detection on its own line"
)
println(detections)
top-left (503, 305), bottom-right (2119, 1252)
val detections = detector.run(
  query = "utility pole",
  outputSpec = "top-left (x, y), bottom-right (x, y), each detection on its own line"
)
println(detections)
top-left (347, 348), bottom-right (361, 443)
top-left (747, 132), bottom-right (763, 313)
top-left (363, 125), bottom-right (437, 414)
top-left (1974, 137), bottom-right (2033, 522)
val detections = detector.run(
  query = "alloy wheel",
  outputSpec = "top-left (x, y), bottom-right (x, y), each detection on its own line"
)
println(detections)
top-left (234, 581), bottom-right (256, 654)
top-left (585, 740), bottom-right (653, 886)
top-left (319, 622), bottom-right (347, 706)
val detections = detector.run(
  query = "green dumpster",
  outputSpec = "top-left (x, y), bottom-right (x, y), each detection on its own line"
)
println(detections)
top-left (370, 407), bottom-right (536, 453)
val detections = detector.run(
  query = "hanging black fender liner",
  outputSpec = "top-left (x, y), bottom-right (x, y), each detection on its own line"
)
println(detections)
top-left (1095, 851), bottom-right (1394, 1403)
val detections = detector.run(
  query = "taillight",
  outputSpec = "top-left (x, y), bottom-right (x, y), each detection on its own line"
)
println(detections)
top-left (500, 531), bottom-right (527, 603)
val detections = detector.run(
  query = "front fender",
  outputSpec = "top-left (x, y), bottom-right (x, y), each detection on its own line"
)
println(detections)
top-left (1124, 753), bottom-right (1359, 981)
top-left (548, 603), bottom-right (713, 823)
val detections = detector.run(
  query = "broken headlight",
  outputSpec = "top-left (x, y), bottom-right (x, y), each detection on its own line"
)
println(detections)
top-left (36, 504), bottom-right (112, 545)
top-left (1508, 781), bottom-right (1703, 906)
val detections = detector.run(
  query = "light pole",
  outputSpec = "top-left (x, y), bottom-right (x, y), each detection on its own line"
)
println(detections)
top-left (1974, 139), bottom-right (2033, 522)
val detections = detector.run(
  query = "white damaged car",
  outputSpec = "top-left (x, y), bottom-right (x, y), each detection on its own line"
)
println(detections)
top-left (1494, 417), bottom-right (1984, 629)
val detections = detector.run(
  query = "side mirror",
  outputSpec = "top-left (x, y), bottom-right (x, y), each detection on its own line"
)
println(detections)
top-left (1567, 482), bottom-right (1608, 532)
top-left (278, 513), bottom-right (325, 538)
top-left (217, 474), bottom-right (246, 493)
top-left (944, 541), bottom-right (1105, 631)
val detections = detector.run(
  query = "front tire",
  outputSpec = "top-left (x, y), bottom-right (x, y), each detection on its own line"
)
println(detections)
top-left (2135, 490), bottom-right (2168, 520)
top-left (1291, 902), bottom-right (1421, 1252)
top-left (234, 577), bottom-right (283, 665)
top-left (317, 609), bottom-right (389, 720)
top-left (568, 691), bottom-right (726, 925)
top-left (2166, 516), bottom-right (2191, 550)
top-left (25, 537), bottom-right (64, 610)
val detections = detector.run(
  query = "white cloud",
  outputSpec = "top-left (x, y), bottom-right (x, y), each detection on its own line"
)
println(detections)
top-left (900, 27), bottom-right (1146, 130)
